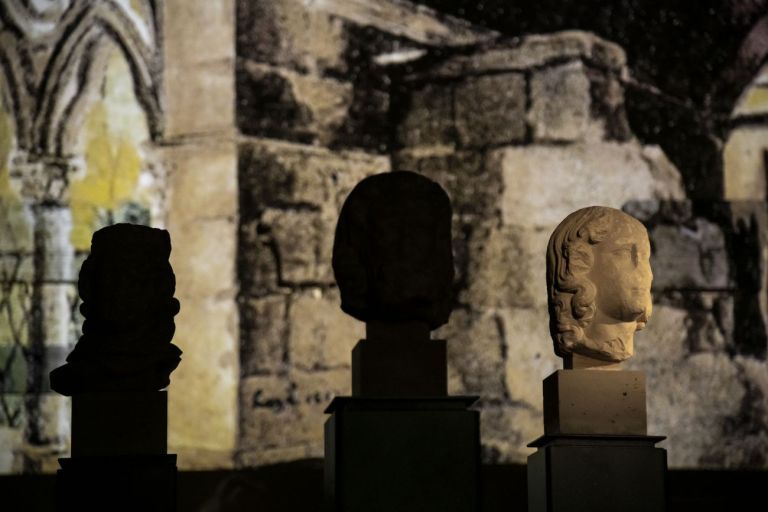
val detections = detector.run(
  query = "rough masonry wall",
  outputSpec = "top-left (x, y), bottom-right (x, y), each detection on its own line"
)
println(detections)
top-left (234, 1), bottom-right (768, 468)
top-left (234, 0), bottom-right (494, 466)
top-left (235, 0), bottom-right (392, 466)
top-left (2, 0), bottom-right (766, 474)
top-left (391, 32), bottom-right (768, 467)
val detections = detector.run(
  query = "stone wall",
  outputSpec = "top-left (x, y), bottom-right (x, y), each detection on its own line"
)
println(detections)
top-left (391, 31), bottom-right (684, 463)
top-left (1, 0), bottom-right (766, 474)
top-left (233, 0), bottom-right (492, 466)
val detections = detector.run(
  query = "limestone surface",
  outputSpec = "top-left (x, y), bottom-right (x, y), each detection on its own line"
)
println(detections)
top-left (546, 207), bottom-right (653, 365)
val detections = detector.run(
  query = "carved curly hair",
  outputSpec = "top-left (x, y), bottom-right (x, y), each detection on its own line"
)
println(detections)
top-left (545, 206), bottom-right (617, 357)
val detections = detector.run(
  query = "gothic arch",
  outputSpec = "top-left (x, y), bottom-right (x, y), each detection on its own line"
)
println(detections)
top-left (0, 30), bottom-right (31, 150)
top-left (34, 0), bottom-right (161, 156)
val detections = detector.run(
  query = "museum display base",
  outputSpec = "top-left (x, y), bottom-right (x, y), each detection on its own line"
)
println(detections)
top-left (527, 435), bottom-right (667, 512)
top-left (56, 454), bottom-right (177, 512)
top-left (324, 396), bottom-right (479, 512)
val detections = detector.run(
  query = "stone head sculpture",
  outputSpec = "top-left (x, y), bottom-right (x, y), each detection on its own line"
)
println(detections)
top-left (332, 171), bottom-right (454, 331)
top-left (50, 223), bottom-right (182, 395)
top-left (546, 206), bottom-right (653, 366)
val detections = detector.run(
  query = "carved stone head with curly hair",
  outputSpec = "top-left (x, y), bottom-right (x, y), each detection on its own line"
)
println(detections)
top-left (546, 206), bottom-right (653, 367)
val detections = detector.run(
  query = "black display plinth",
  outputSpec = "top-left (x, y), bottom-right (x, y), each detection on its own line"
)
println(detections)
top-left (56, 392), bottom-right (177, 512)
top-left (324, 396), bottom-right (480, 512)
top-left (56, 454), bottom-right (177, 512)
top-left (527, 435), bottom-right (667, 512)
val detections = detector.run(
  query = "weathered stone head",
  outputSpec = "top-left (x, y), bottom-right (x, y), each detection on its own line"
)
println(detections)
top-left (332, 171), bottom-right (454, 331)
top-left (50, 223), bottom-right (182, 395)
top-left (546, 206), bottom-right (653, 366)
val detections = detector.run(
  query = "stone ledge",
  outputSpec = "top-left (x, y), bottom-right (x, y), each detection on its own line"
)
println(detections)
top-left (408, 31), bottom-right (626, 81)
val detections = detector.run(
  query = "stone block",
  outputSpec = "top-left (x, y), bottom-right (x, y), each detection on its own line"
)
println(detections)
top-left (499, 307), bottom-right (560, 408)
top-left (492, 142), bottom-right (680, 229)
top-left (434, 309), bottom-right (506, 399)
top-left (163, 0), bottom-right (234, 65)
top-left (641, 145), bottom-right (687, 199)
top-left (587, 67), bottom-right (633, 142)
top-left (237, 62), bottom-right (353, 145)
top-left (164, 58), bottom-right (235, 138)
top-left (422, 31), bottom-right (626, 80)
top-left (626, 304), bottom-right (748, 467)
top-left (396, 83), bottom-right (454, 148)
top-left (168, 217), bottom-right (236, 298)
top-left (238, 219), bottom-right (282, 297)
top-left (479, 405), bottom-right (541, 463)
top-left (393, 150), bottom-right (496, 218)
top-left (236, 0), bottom-right (347, 74)
top-left (461, 224), bottom-right (551, 310)
top-left (723, 127), bottom-right (768, 200)
top-left (238, 374), bottom-right (294, 450)
top-left (165, 141), bottom-right (238, 226)
top-left (335, 86), bottom-right (391, 152)
top-left (237, 445), bottom-right (313, 468)
top-left (239, 369), bottom-right (348, 454)
top-left (287, 288), bottom-right (363, 370)
top-left (238, 140), bottom-right (388, 214)
top-left (528, 61), bottom-right (596, 142)
top-left (260, 208), bottom-right (336, 284)
top-left (542, 370), bottom-right (647, 435)
top-left (240, 295), bottom-right (289, 375)
top-left (454, 73), bottom-right (526, 147)
top-left (649, 220), bottom-right (730, 291)
top-left (168, 296), bottom-right (238, 462)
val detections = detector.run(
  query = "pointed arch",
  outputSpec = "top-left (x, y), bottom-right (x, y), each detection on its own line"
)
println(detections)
top-left (713, 14), bottom-right (768, 131)
top-left (34, 0), bottom-right (161, 156)
top-left (0, 30), bottom-right (32, 150)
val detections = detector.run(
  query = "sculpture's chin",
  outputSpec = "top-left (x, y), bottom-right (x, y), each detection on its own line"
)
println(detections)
top-left (574, 336), bottom-right (633, 362)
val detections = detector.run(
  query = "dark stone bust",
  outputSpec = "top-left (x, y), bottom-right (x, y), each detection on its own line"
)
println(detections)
top-left (50, 223), bottom-right (182, 396)
top-left (332, 171), bottom-right (454, 330)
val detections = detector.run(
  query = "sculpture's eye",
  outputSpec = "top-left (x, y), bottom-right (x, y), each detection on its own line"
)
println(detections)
top-left (631, 244), bottom-right (638, 266)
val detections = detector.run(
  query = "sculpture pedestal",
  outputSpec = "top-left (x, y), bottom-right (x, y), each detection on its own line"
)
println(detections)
top-left (56, 454), bottom-right (177, 512)
top-left (527, 435), bottom-right (667, 512)
top-left (529, 370), bottom-right (667, 512)
top-left (352, 339), bottom-right (447, 396)
top-left (324, 396), bottom-right (479, 512)
top-left (56, 391), bottom-right (177, 511)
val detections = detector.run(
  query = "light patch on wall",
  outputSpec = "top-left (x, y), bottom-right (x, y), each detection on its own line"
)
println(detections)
top-left (0, 101), bottom-right (30, 249)
top-left (68, 46), bottom-right (153, 250)
top-left (733, 64), bottom-right (768, 117)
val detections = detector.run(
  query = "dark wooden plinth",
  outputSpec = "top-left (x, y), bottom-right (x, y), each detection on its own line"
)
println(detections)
top-left (72, 391), bottom-right (167, 456)
top-left (56, 454), bottom-right (177, 512)
top-left (351, 339), bottom-right (447, 397)
top-left (324, 396), bottom-right (479, 512)
top-left (527, 435), bottom-right (667, 512)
